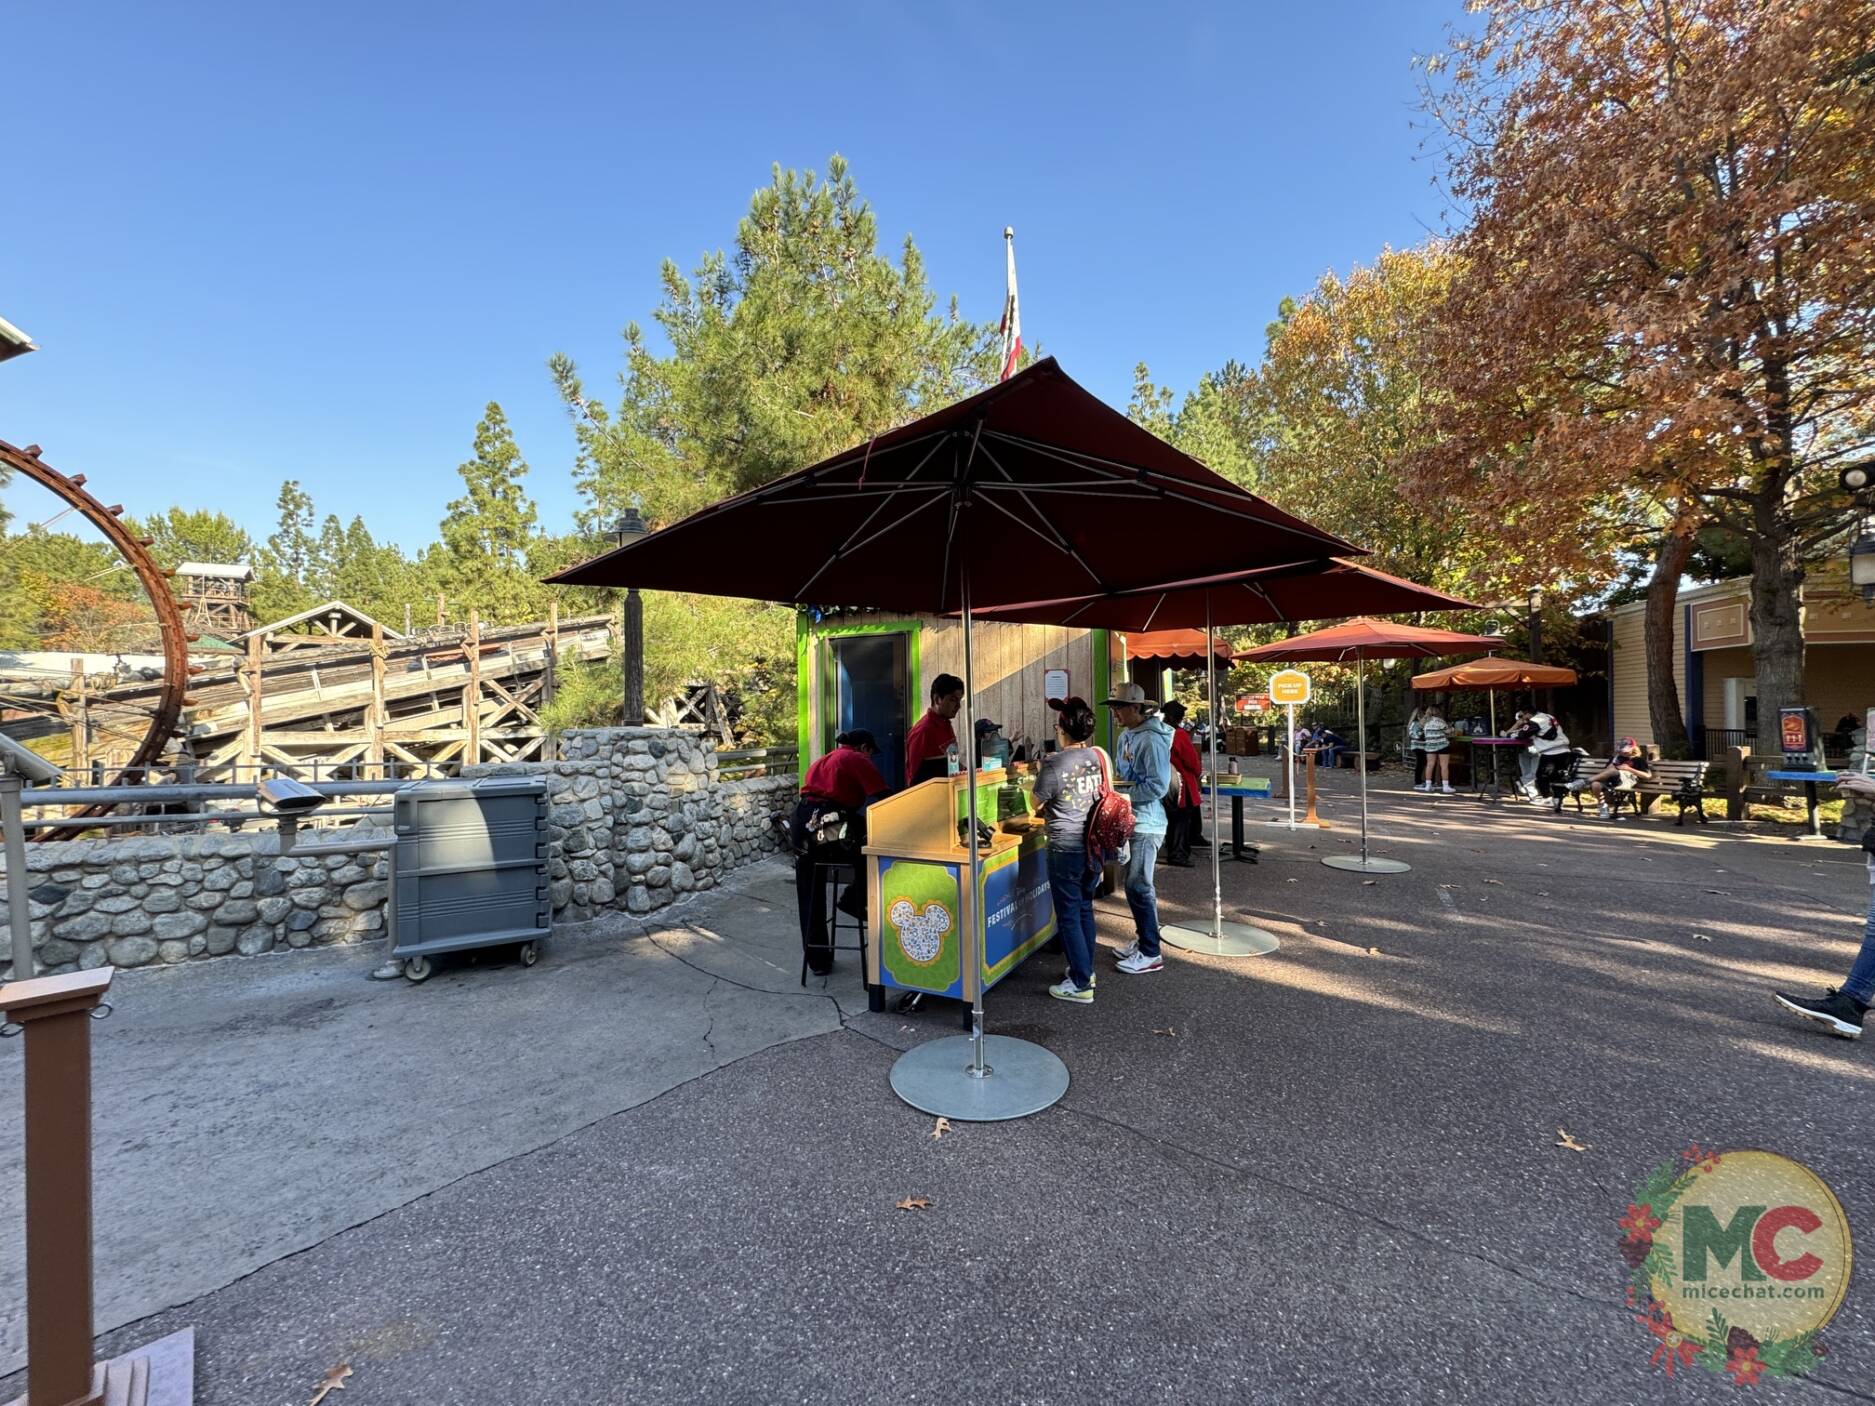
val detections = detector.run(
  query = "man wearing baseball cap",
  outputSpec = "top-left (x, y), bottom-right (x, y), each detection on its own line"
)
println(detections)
top-left (1104, 682), bottom-right (1173, 974)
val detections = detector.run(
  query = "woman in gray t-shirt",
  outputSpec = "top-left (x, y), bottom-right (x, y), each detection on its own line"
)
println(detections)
top-left (1032, 697), bottom-right (1108, 1003)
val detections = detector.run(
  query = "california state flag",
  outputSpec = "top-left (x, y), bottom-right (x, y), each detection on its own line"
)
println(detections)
top-left (999, 227), bottom-right (1022, 381)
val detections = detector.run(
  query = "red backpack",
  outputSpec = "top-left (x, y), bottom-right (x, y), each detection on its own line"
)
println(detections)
top-left (1085, 747), bottom-right (1136, 865)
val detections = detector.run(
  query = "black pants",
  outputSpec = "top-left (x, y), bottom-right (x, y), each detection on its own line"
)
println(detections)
top-left (790, 799), bottom-right (863, 974)
top-left (1165, 802), bottom-right (1200, 864)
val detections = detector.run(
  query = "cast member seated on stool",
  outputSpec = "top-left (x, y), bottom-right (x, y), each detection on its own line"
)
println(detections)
top-left (790, 729), bottom-right (890, 976)
top-left (1105, 682), bottom-right (1173, 975)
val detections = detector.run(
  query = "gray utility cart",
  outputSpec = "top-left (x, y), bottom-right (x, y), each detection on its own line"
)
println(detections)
top-left (390, 775), bottom-right (551, 983)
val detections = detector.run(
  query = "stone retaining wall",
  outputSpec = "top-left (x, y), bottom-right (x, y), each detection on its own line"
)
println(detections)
top-left (3, 727), bottom-right (795, 979)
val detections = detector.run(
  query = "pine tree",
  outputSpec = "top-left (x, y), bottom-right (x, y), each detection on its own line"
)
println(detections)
top-left (438, 402), bottom-right (544, 622)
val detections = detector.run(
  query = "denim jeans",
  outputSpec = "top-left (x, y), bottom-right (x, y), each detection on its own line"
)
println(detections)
top-left (1844, 880), bottom-right (1875, 1005)
top-left (1047, 846), bottom-right (1100, 990)
top-left (1124, 831), bottom-right (1164, 958)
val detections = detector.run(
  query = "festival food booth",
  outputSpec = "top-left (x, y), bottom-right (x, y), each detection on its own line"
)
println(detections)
top-left (862, 766), bottom-right (1056, 1013)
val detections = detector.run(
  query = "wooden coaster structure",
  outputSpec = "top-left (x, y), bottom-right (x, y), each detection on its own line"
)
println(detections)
top-left (1, 438), bottom-right (194, 840)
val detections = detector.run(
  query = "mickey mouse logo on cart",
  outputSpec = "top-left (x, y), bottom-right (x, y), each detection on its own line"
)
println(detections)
top-left (888, 898), bottom-right (953, 966)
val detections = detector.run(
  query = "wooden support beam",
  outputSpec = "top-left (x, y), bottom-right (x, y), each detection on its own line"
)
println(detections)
top-left (242, 634), bottom-right (264, 777)
top-left (465, 608), bottom-right (482, 764)
top-left (368, 624), bottom-right (387, 777)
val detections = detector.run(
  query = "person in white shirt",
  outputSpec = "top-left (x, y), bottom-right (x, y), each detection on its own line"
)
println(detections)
top-left (1520, 711), bottom-right (1573, 803)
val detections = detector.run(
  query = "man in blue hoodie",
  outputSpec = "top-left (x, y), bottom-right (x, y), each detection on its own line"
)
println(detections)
top-left (1105, 682), bottom-right (1173, 974)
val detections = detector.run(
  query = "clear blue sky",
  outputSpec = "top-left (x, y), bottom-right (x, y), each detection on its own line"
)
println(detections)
top-left (2, 0), bottom-right (1460, 552)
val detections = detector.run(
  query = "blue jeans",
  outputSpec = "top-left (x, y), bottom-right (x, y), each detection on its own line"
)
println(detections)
top-left (1047, 847), bottom-right (1099, 990)
top-left (1124, 832), bottom-right (1164, 958)
top-left (1844, 883), bottom-right (1875, 1005)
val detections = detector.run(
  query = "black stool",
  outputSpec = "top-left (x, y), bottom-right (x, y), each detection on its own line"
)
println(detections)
top-left (801, 861), bottom-right (867, 986)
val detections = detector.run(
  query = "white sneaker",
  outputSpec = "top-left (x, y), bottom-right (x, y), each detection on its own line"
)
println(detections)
top-left (1597, 803), bottom-right (1612, 819)
top-left (1413, 782), bottom-right (1431, 792)
top-left (1440, 784), bottom-right (1456, 794)
top-left (1112, 940), bottom-right (1140, 963)
top-left (1116, 951), bottom-right (1164, 975)
top-left (1063, 967), bottom-right (1097, 989)
top-left (1048, 979), bottom-right (1094, 1005)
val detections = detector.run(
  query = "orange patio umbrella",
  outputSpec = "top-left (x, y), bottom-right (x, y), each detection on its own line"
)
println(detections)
top-left (1240, 618), bottom-right (1502, 875)
top-left (1411, 658), bottom-right (1578, 691)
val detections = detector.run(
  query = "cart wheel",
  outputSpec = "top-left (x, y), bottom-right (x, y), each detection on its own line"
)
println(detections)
top-left (517, 941), bottom-right (540, 967)
top-left (403, 955), bottom-right (433, 983)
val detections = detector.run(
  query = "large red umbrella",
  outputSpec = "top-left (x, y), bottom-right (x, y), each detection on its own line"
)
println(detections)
top-left (980, 565), bottom-right (1478, 951)
top-left (1240, 618), bottom-right (1501, 874)
top-left (975, 558), bottom-right (1474, 632)
top-left (551, 358), bottom-right (1356, 610)
top-left (547, 358), bottom-right (1356, 1120)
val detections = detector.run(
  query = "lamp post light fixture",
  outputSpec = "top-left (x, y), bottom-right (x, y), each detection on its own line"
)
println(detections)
top-left (1851, 521), bottom-right (1875, 605)
top-left (612, 507), bottom-right (648, 726)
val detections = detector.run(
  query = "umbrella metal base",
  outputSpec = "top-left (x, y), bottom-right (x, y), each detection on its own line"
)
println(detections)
top-left (889, 1035), bottom-right (1069, 1121)
top-left (1322, 854), bottom-right (1412, 875)
top-left (1162, 920), bottom-right (1280, 957)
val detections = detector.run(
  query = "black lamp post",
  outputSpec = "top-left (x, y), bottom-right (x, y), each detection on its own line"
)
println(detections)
top-left (1526, 587), bottom-right (1543, 665)
top-left (613, 508), bottom-right (648, 726)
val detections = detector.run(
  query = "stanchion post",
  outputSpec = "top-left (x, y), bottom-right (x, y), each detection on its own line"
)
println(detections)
top-left (3, 968), bottom-right (114, 1406)
top-left (1303, 749), bottom-right (1322, 828)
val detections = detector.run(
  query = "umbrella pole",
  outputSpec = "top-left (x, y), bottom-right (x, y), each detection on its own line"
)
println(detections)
top-left (887, 540), bottom-right (1068, 1120)
top-left (1162, 594), bottom-right (1278, 959)
top-left (1357, 656), bottom-right (1369, 863)
top-left (1207, 598), bottom-right (1222, 940)
top-left (1322, 652), bottom-right (1410, 876)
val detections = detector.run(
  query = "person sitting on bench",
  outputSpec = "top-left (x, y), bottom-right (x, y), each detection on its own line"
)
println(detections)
top-left (1567, 737), bottom-right (1652, 818)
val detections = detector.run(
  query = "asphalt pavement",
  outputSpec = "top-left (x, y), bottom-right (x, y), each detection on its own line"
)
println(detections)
top-left (5, 770), bottom-right (1872, 1404)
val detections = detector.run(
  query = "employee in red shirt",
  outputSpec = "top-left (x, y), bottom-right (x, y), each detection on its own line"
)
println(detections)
top-left (792, 730), bottom-right (891, 977)
top-left (904, 672), bottom-right (966, 784)
top-left (1162, 700), bottom-right (1203, 867)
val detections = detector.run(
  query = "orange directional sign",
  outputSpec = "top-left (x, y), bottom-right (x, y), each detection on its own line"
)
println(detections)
top-left (1269, 670), bottom-right (1311, 706)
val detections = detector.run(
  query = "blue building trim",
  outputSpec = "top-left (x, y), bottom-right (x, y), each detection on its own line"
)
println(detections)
top-left (1682, 603), bottom-right (1705, 755)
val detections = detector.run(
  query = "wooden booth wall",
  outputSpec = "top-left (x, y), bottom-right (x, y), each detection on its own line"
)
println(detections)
top-left (800, 614), bottom-right (1123, 771)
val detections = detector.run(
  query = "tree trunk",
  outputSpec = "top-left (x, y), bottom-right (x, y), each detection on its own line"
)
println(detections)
top-left (1746, 524), bottom-right (1807, 757)
top-left (1644, 528), bottom-right (1694, 759)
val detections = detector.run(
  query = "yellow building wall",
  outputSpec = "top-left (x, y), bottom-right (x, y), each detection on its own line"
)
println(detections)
top-left (1807, 645), bottom-right (1875, 731)
top-left (1699, 646), bottom-right (1756, 731)
top-left (1610, 608), bottom-right (1686, 748)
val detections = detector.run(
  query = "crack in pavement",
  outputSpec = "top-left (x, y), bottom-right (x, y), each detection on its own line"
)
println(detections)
top-left (1053, 1098), bottom-right (1875, 1401)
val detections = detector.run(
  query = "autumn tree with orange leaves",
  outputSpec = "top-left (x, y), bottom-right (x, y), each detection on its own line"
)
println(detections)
top-left (1423, 0), bottom-right (1875, 754)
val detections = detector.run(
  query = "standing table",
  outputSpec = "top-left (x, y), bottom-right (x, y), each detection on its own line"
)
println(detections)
top-left (1763, 769), bottom-right (1835, 841)
top-left (1466, 737), bottom-right (1525, 803)
top-left (1201, 776), bottom-right (1271, 861)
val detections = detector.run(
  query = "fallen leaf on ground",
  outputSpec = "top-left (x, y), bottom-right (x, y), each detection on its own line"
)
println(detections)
top-left (930, 1117), bottom-right (951, 1140)
top-left (309, 1365), bottom-right (353, 1406)
top-left (1704, 889), bottom-right (1728, 895)
top-left (895, 1197), bottom-right (934, 1211)
top-left (1365, 946), bottom-right (1382, 956)
top-left (1285, 878), bottom-right (1298, 884)
top-left (1691, 933), bottom-right (1712, 942)
top-left (1153, 1026), bottom-right (1177, 1037)
top-left (1362, 879), bottom-right (1378, 886)
top-left (1438, 883), bottom-right (1461, 890)
top-left (1483, 878), bottom-right (1503, 886)
top-left (1555, 1129), bottom-right (1591, 1153)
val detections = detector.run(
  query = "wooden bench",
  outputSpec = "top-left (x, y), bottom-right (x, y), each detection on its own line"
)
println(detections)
top-left (1561, 755), bottom-right (1710, 825)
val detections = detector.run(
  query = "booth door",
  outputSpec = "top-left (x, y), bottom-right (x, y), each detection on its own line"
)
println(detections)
top-left (830, 632), bottom-right (910, 791)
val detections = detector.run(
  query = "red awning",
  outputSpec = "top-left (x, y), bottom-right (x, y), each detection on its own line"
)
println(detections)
top-left (1126, 629), bottom-right (1235, 666)
top-left (1412, 658), bottom-right (1578, 690)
